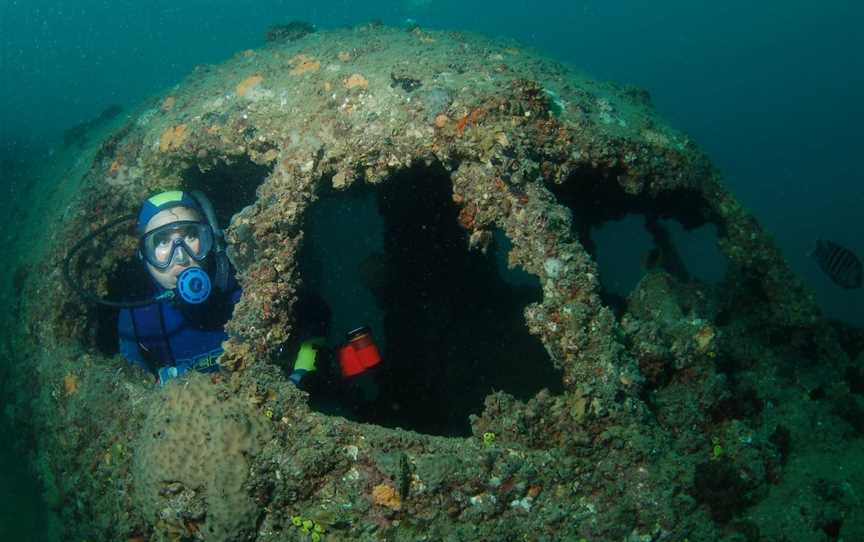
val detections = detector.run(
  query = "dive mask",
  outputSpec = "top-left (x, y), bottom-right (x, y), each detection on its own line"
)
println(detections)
top-left (140, 220), bottom-right (214, 270)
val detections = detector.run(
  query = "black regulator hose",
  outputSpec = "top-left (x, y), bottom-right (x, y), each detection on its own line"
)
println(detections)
top-left (190, 189), bottom-right (229, 292)
top-left (61, 215), bottom-right (173, 308)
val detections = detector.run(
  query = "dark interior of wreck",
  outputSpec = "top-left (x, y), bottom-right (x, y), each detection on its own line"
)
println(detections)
top-left (92, 160), bottom-right (570, 436)
top-left (85, 154), bottom-right (740, 438)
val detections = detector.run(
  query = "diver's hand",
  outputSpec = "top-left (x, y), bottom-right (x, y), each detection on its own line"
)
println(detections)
top-left (290, 337), bottom-right (326, 386)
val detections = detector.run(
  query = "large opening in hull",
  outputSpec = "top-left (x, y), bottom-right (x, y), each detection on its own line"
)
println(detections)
top-left (93, 157), bottom-right (268, 356)
top-left (548, 169), bottom-right (726, 312)
top-left (290, 163), bottom-right (562, 436)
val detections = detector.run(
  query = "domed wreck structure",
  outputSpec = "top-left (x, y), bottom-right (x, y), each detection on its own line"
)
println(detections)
top-left (12, 25), bottom-right (856, 541)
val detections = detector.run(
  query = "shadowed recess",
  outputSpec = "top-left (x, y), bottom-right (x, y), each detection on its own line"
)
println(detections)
top-left (292, 163), bottom-right (562, 436)
top-left (548, 169), bottom-right (726, 312)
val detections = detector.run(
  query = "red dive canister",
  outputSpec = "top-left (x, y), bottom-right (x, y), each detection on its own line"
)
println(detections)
top-left (338, 326), bottom-right (382, 378)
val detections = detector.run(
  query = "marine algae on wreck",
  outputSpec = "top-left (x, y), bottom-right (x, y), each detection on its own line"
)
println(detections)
top-left (8, 24), bottom-right (862, 542)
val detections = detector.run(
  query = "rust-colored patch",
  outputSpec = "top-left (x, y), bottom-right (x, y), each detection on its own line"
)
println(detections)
top-left (344, 73), bottom-right (369, 90)
top-left (371, 483), bottom-right (402, 510)
top-left (455, 107), bottom-right (484, 136)
top-left (289, 54), bottom-right (321, 75)
top-left (694, 325), bottom-right (716, 352)
top-left (455, 116), bottom-right (468, 135)
top-left (638, 355), bottom-right (667, 387)
top-left (159, 124), bottom-right (189, 152)
top-left (184, 519), bottom-right (201, 535)
top-left (64, 373), bottom-right (79, 396)
top-left (458, 204), bottom-right (477, 230)
top-left (337, 50), bottom-right (352, 62)
top-left (108, 158), bottom-right (123, 175)
top-left (161, 96), bottom-right (176, 112)
top-left (235, 75), bottom-right (264, 97)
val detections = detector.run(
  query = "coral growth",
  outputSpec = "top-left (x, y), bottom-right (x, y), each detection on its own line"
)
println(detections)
top-left (288, 54), bottom-right (321, 76)
top-left (265, 21), bottom-right (315, 43)
top-left (455, 107), bottom-right (484, 136)
top-left (160, 96), bottom-right (176, 112)
top-left (371, 483), bottom-right (402, 511)
top-left (235, 75), bottom-right (264, 97)
top-left (343, 73), bottom-right (369, 90)
top-left (12, 25), bottom-right (854, 542)
top-left (133, 373), bottom-right (270, 540)
top-left (63, 373), bottom-right (78, 396)
top-left (158, 124), bottom-right (188, 152)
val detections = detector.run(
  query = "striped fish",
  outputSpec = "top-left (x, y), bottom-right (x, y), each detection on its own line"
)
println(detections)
top-left (811, 239), bottom-right (862, 289)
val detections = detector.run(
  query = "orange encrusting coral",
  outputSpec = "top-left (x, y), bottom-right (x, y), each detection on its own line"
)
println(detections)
top-left (457, 204), bottom-right (477, 230)
top-left (289, 54), bottom-right (321, 75)
top-left (455, 107), bottom-right (484, 136)
top-left (235, 75), bottom-right (264, 97)
top-left (159, 124), bottom-right (189, 152)
top-left (64, 373), bottom-right (79, 396)
top-left (371, 483), bottom-right (402, 510)
top-left (344, 73), bottom-right (369, 90)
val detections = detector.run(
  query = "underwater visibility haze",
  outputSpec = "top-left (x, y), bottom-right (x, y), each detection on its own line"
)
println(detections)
top-left (1, 1), bottom-right (862, 540)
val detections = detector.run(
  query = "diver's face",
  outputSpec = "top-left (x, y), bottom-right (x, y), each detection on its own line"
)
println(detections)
top-left (143, 206), bottom-right (202, 289)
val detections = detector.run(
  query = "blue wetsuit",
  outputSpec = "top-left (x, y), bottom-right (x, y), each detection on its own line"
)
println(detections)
top-left (118, 275), bottom-right (241, 383)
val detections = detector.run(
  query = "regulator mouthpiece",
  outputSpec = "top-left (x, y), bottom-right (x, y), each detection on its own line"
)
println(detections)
top-left (176, 267), bottom-right (211, 304)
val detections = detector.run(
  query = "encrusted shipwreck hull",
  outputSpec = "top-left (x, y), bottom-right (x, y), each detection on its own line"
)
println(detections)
top-left (18, 26), bottom-right (843, 541)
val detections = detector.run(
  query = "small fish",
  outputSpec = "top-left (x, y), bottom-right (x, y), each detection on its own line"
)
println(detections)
top-left (811, 239), bottom-right (862, 289)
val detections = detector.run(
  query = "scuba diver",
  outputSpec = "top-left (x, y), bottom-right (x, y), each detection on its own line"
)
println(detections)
top-left (64, 190), bottom-right (384, 403)
top-left (116, 190), bottom-right (241, 383)
top-left (287, 302), bottom-right (383, 414)
top-left (62, 189), bottom-right (239, 384)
